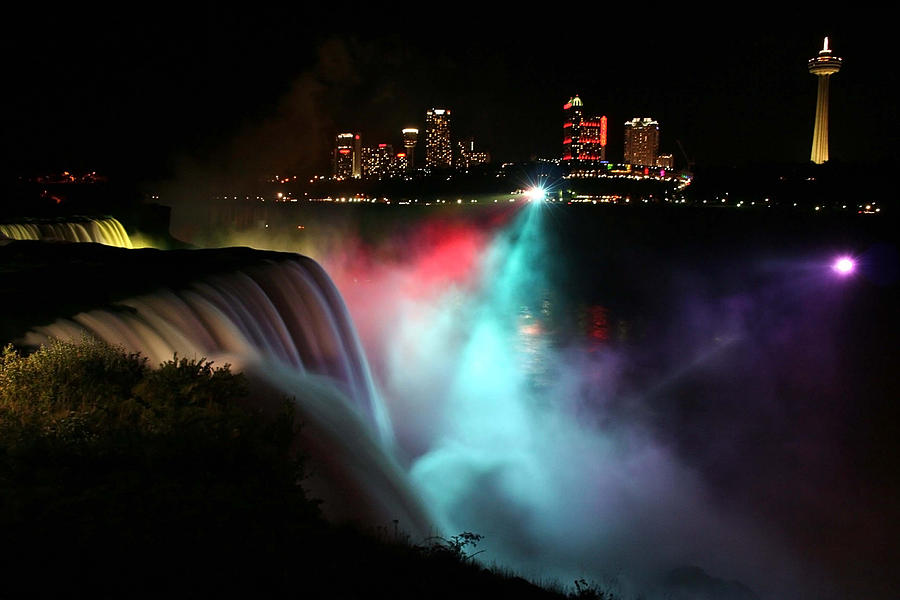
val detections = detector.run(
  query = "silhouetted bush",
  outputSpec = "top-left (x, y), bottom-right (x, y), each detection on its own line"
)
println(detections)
top-left (569, 578), bottom-right (619, 600)
top-left (0, 338), bottom-right (317, 594)
top-left (419, 531), bottom-right (485, 563)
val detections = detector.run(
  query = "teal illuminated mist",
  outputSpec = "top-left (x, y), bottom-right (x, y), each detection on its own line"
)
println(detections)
top-left (324, 198), bottom-right (803, 598)
top-left (135, 194), bottom-right (836, 598)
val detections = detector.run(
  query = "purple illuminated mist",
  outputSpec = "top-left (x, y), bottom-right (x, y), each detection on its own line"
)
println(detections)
top-left (311, 204), bottom-right (852, 600)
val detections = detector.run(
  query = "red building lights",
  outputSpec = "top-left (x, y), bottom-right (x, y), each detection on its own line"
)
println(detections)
top-left (563, 95), bottom-right (607, 164)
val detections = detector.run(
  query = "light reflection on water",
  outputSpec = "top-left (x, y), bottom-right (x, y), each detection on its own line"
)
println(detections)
top-left (517, 304), bottom-right (551, 390)
top-left (516, 297), bottom-right (618, 393)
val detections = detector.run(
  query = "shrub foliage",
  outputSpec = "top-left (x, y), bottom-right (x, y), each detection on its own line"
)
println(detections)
top-left (0, 338), bottom-right (317, 593)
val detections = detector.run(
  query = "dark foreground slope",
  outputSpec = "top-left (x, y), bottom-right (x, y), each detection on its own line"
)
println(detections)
top-left (0, 338), bottom-right (568, 599)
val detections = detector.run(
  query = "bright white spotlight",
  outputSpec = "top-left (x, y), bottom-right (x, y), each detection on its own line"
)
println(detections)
top-left (832, 256), bottom-right (855, 276)
top-left (525, 186), bottom-right (546, 202)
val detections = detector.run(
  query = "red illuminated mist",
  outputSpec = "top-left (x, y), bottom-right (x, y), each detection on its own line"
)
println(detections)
top-left (322, 212), bottom-right (514, 371)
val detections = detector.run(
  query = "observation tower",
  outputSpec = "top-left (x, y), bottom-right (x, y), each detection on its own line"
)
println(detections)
top-left (808, 37), bottom-right (842, 164)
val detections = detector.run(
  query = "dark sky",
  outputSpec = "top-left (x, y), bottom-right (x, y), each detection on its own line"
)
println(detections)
top-left (5, 8), bottom-right (896, 181)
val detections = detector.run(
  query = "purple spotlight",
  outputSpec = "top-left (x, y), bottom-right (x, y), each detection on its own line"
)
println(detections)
top-left (832, 256), bottom-right (856, 275)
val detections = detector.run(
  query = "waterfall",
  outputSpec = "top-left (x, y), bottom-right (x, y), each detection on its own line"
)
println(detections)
top-left (0, 217), bottom-right (133, 248)
top-left (23, 256), bottom-right (430, 536)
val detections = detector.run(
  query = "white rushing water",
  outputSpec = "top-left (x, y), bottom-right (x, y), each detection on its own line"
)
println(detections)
top-left (23, 256), bottom-right (431, 538)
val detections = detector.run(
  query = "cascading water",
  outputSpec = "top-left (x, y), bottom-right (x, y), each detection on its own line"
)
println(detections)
top-left (23, 255), bottom-right (430, 537)
top-left (0, 217), bottom-right (133, 248)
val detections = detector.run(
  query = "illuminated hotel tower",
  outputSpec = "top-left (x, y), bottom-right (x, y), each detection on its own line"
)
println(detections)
top-left (580, 116), bottom-right (607, 161)
top-left (563, 95), bottom-right (607, 163)
top-left (562, 95), bottom-right (584, 161)
top-left (808, 37), bottom-right (842, 164)
top-left (362, 143), bottom-right (393, 178)
top-left (333, 132), bottom-right (361, 179)
top-left (425, 109), bottom-right (452, 169)
top-left (402, 128), bottom-right (419, 171)
top-left (623, 118), bottom-right (659, 166)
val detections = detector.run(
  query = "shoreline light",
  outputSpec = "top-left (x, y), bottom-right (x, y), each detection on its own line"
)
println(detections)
top-left (525, 186), bottom-right (547, 202)
top-left (832, 256), bottom-right (855, 275)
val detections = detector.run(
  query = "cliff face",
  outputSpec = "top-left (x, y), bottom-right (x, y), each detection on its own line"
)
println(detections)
top-left (1, 241), bottom-right (296, 345)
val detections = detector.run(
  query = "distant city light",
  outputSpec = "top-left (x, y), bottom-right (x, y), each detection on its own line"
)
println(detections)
top-left (832, 256), bottom-right (855, 275)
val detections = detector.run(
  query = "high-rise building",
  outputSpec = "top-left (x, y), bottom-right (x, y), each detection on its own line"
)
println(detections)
top-left (623, 118), bottom-right (659, 166)
top-left (391, 152), bottom-right (409, 176)
top-left (362, 143), bottom-right (394, 178)
top-left (457, 137), bottom-right (490, 170)
top-left (579, 116), bottom-right (607, 161)
top-left (808, 37), bottom-right (842, 164)
top-left (562, 95), bottom-right (584, 161)
top-left (402, 128), bottom-right (419, 171)
top-left (425, 109), bottom-right (452, 169)
top-left (333, 132), bottom-right (361, 178)
top-left (563, 96), bottom-right (607, 163)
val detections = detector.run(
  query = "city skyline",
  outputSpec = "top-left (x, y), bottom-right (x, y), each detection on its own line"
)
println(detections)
top-left (5, 13), bottom-right (896, 183)
top-left (325, 93), bottom-right (697, 179)
top-left (326, 94), bottom-right (672, 180)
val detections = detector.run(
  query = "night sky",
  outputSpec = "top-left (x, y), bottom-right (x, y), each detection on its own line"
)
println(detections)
top-left (5, 8), bottom-right (897, 182)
